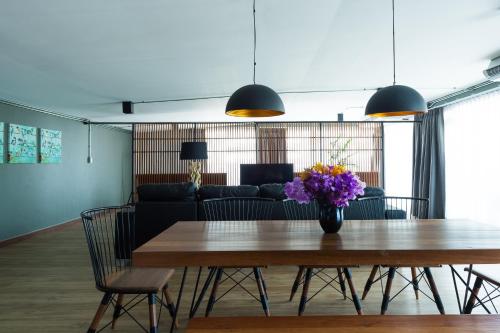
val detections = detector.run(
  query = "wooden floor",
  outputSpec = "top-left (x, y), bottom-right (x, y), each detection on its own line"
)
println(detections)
top-left (0, 223), bottom-right (495, 332)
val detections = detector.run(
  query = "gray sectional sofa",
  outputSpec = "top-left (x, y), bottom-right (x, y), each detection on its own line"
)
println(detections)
top-left (134, 182), bottom-right (385, 247)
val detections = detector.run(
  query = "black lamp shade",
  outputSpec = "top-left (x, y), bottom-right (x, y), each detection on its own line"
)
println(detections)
top-left (365, 85), bottom-right (427, 118)
top-left (226, 84), bottom-right (285, 117)
top-left (180, 142), bottom-right (208, 160)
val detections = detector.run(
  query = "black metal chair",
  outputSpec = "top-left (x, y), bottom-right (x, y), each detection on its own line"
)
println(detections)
top-left (81, 206), bottom-right (177, 333)
top-left (201, 197), bottom-right (275, 317)
top-left (357, 196), bottom-right (445, 315)
top-left (283, 199), bottom-right (363, 315)
top-left (463, 266), bottom-right (500, 314)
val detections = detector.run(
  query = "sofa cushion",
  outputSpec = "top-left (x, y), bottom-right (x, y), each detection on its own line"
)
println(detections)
top-left (137, 183), bottom-right (196, 202)
top-left (342, 187), bottom-right (385, 220)
top-left (197, 185), bottom-right (259, 200)
top-left (360, 186), bottom-right (385, 198)
top-left (259, 183), bottom-right (286, 200)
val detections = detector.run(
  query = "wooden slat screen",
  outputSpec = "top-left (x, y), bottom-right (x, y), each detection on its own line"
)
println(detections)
top-left (133, 122), bottom-right (383, 191)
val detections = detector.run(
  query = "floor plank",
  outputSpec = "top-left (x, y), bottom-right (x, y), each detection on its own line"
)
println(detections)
top-left (0, 223), bottom-right (496, 332)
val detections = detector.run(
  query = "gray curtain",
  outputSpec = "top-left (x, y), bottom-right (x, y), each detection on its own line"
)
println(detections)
top-left (412, 108), bottom-right (446, 218)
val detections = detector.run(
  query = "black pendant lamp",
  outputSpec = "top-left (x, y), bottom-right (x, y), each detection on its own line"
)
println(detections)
top-left (365, 0), bottom-right (427, 118)
top-left (226, 0), bottom-right (285, 117)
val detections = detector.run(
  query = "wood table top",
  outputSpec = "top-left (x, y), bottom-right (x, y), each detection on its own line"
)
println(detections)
top-left (133, 219), bottom-right (500, 267)
top-left (186, 315), bottom-right (500, 333)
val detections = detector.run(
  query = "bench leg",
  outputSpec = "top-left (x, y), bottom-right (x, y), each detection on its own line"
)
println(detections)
top-left (254, 268), bottom-right (270, 316)
top-left (344, 268), bottom-right (363, 315)
top-left (298, 268), bottom-right (313, 316)
top-left (411, 267), bottom-right (419, 300)
top-left (148, 293), bottom-right (157, 333)
top-left (362, 265), bottom-right (379, 300)
top-left (464, 277), bottom-right (484, 314)
top-left (205, 268), bottom-right (223, 317)
top-left (423, 267), bottom-right (445, 314)
top-left (381, 267), bottom-right (396, 315)
top-left (87, 292), bottom-right (112, 333)
top-left (289, 266), bottom-right (305, 302)
top-left (337, 268), bottom-right (347, 300)
top-left (111, 293), bottom-right (124, 329)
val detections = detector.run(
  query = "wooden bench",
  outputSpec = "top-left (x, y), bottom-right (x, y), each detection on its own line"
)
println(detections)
top-left (186, 315), bottom-right (500, 332)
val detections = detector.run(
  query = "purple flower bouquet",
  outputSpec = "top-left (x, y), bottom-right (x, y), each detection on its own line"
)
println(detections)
top-left (284, 163), bottom-right (366, 232)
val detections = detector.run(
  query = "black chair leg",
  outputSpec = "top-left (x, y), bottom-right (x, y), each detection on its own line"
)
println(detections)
top-left (87, 292), bottom-right (113, 333)
top-left (381, 267), bottom-right (396, 315)
top-left (205, 268), bottom-right (223, 317)
top-left (362, 265), bottom-right (379, 300)
top-left (298, 268), bottom-right (313, 316)
top-left (148, 293), bottom-right (157, 333)
top-left (253, 268), bottom-right (270, 316)
top-left (112, 294), bottom-right (124, 329)
top-left (190, 267), bottom-right (216, 318)
top-left (464, 277), bottom-right (484, 314)
top-left (411, 267), bottom-right (419, 300)
top-left (343, 268), bottom-right (363, 315)
top-left (257, 268), bottom-right (269, 300)
top-left (163, 287), bottom-right (179, 328)
top-left (423, 267), bottom-right (445, 314)
top-left (337, 268), bottom-right (347, 300)
top-left (289, 266), bottom-right (305, 302)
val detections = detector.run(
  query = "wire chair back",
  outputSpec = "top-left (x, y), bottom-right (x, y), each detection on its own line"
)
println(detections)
top-left (81, 206), bottom-right (135, 291)
top-left (283, 199), bottom-right (319, 220)
top-left (357, 196), bottom-right (429, 220)
top-left (202, 197), bottom-right (275, 221)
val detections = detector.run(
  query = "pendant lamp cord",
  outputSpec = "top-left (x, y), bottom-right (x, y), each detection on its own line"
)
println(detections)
top-left (392, 0), bottom-right (396, 85)
top-left (253, 0), bottom-right (257, 84)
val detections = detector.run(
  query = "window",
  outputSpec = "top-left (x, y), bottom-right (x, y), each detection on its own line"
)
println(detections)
top-left (383, 123), bottom-right (414, 196)
top-left (444, 90), bottom-right (500, 223)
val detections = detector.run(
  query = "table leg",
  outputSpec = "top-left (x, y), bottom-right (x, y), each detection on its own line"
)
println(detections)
top-left (170, 267), bottom-right (188, 333)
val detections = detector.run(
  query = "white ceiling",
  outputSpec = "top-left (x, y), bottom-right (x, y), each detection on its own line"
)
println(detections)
top-left (0, 0), bottom-right (499, 122)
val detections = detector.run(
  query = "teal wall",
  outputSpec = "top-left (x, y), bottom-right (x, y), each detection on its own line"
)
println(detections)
top-left (0, 102), bottom-right (132, 241)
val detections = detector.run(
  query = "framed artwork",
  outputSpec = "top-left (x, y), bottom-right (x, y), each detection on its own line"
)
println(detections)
top-left (0, 122), bottom-right (4, 164)
top-left (40, 128), bottom-right (62, 163)
top-left (8, 123), bottom-right (37, 163)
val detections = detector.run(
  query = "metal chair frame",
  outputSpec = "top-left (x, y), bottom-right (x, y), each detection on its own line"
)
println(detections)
top-left (461, 266), bottom-right (500, 314)
top-left (283, 199), bottom-right (363, 315)
top-left (357, 196), bottom-right (445, 315)
top-left (191, 197), bottom-right (275, 318)
top-left (468, 279), bottom-right (500, 313)
top-left (81, 206), bottom-right (177, 333)
top-left (296, 268), bottom-right (350, 302)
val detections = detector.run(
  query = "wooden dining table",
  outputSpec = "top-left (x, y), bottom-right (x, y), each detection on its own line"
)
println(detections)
top-left (133, 219), bottom-right (500, 332)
